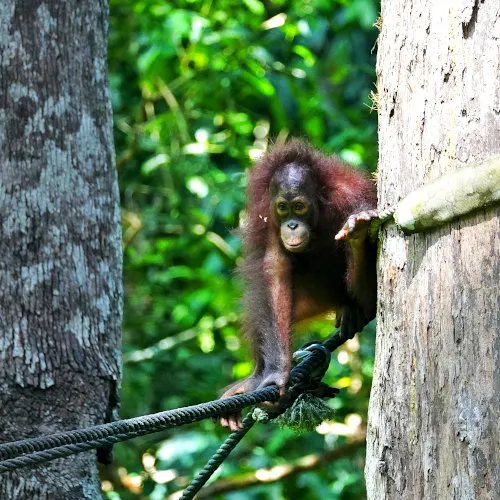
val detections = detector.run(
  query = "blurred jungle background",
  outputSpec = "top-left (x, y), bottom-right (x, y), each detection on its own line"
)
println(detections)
top-left (107, 0), bottom-right (378, 498)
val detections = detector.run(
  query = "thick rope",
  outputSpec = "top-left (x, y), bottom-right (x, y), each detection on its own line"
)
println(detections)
top-left (0, 387), bottom-right (278, 474)
top-left (0, 313), bottom-right (363, 479)
top-left (179, 336), bottom-right (338, 499)
top-left (180, 412), bottom-right (257, 500)
top-left (0, 331), bottom-right (342, 476)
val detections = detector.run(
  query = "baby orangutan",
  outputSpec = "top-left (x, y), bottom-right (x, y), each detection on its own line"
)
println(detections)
top-left (220, 140), bottom-right (377, 430)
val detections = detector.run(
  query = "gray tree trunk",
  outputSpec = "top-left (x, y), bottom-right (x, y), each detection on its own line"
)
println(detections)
top-left (366, 1), bottom-right (500, 499)
top-left (0, 1), bottom-right (122, 498)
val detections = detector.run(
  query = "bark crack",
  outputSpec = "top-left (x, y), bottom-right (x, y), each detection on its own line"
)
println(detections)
top-left (462, 0), bottom-right (483, 39)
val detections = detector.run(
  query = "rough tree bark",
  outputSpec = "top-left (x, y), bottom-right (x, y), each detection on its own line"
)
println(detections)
top-left (366, 1), bottom-right (500, 499)
top-left (0, 1), bottom-right (122, 498)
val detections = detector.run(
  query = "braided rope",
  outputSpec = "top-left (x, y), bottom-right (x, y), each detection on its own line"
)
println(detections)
top-left (180, 412), bottom-right (257, 499)
top-left (0, 341), bottom-right (330, 475)
top-left (179, 337), bottom-right (337, 499)
top-left (0, 310), bottom-right (361, 477)
top-left (0, 387), bottom-right (279, 473)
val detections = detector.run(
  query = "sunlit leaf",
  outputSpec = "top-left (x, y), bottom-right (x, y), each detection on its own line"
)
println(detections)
top-left (142, 153), bottom-right (170, 174)
top-left (242, 0), bottom-right (265, 16)
top-left (186, 176), bottom-right (209, 198)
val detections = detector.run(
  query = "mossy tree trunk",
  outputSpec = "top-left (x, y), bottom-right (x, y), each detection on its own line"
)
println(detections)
top-left (0, 1), bottom-right (122, 498)
top-left (366, 1), bottom-right (500, 499)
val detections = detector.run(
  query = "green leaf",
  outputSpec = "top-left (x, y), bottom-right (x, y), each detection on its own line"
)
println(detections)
top-left (242, 0), bottom-right (265, 16)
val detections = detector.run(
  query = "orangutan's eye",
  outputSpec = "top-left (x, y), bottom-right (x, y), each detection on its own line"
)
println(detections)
top-left (293, 201), bottom-right (308, 215)
top-left (276, 202), bottom-right (288, 215)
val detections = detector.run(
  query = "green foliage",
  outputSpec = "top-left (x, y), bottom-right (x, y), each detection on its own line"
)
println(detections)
top-left (107, 0), bottom-right (378, 498)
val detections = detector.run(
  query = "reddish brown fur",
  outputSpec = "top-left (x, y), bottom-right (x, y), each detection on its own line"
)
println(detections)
top-left (243, 140), bottom-right (376, 252)
top-left (220, 140), bottom-right (377, 430)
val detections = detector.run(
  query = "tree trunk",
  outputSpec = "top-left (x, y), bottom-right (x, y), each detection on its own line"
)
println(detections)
top-left (366, 1), bottom-right (500, 499)
top-left (0, 1), bottom-right (122, 498)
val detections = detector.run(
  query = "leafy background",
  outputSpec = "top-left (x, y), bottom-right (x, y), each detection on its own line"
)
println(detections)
top-left (106, 0), bottom-right (378, 498)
